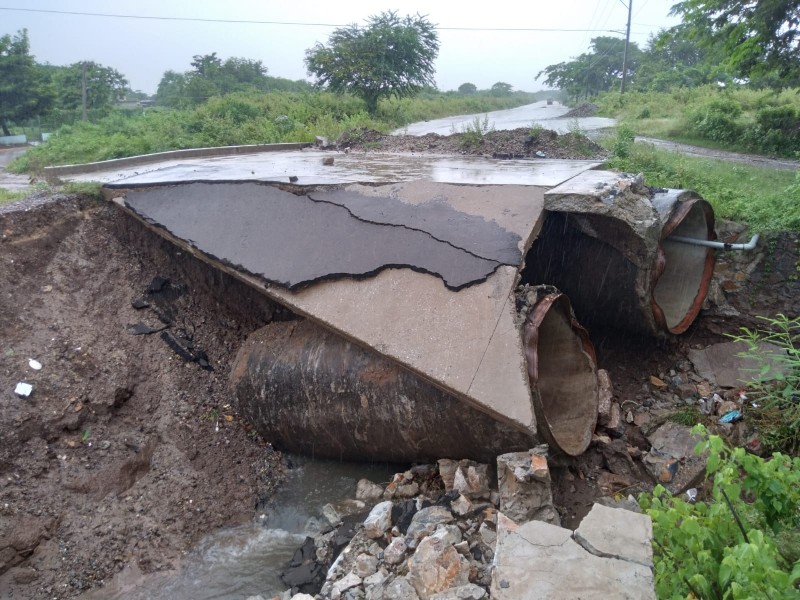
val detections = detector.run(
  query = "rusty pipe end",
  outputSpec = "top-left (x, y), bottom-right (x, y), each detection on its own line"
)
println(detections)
top-left (652, 195), bottom-right (716, 334)
top-left (523, 291), bottom-right (599, 456)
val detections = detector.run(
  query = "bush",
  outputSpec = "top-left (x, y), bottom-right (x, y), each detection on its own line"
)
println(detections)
top-left (688, 97), bottom-right (744, 143)
top-left (641, 429), bottom-right (800, 599)
top-left (743, 105), bottom-right (800, 156)
top-left (730, 314), bottom-right (800, 455)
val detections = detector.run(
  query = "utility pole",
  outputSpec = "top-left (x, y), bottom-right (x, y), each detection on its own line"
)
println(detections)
top-left (81, 62), bottom-right (88, 121)
top-left (620, 0), bottom-right (633, 93)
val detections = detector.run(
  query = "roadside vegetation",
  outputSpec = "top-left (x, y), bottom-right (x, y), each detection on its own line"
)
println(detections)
top-left (0, 187), bottom-right (26, 206)
top-left (598, 86), bottom-right (800, 158)
top-left (8, 89), bottom-right (538, 173)
top-left (603, 127), bottom-right (799, 231)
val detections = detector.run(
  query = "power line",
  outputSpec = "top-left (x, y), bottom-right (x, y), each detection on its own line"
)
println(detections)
top-left (0, 6), bottom-right (623, 33)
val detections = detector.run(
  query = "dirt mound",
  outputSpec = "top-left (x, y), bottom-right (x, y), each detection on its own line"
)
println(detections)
top-left (563, 103), bottom-right (600, 119)
top-left (0, 196), bottom-right (286, 599)
top-left (335, 127), bottom-right (607, 161)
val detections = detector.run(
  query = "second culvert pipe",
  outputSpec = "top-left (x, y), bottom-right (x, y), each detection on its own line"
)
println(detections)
top-left (523, 172), bottom-right (716, 336)
top-left (231, 289), bottom-right (599, 462)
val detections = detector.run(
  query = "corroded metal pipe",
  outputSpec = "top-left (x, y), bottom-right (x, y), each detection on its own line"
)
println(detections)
top-left (231, 289), bottom-right (599, 462)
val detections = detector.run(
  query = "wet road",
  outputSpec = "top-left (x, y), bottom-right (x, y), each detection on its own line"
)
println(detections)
top-left (0, 147), bottom-right (29, 192)
top-left (76, 150), bottom-right (602, 188)
top-left (396, 100), bottom-right (616, 136)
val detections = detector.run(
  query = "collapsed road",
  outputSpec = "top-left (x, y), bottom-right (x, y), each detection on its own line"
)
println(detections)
top-left (102, 167), bottom-right (716, 463)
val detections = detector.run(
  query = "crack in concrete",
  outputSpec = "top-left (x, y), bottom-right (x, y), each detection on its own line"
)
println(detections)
top-left (572, 532), bottom-right (652, 568)
top-left (306, 191), bottom-right (518, 266)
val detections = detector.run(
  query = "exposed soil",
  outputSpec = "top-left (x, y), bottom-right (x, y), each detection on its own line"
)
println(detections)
top-left (562, 103), bottom-right (600, 119)
top-left (334, 127), bottom-right (608, 161)
top-left (0, 194), bottom-right (288, 599)
top-left (0, 181), bottom-right (796, 597)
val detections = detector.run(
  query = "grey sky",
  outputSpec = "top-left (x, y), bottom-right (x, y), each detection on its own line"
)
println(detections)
top-left (1, 0), bottom-right (681, 94)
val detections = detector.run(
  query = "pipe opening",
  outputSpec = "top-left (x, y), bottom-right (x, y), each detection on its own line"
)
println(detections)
top-left (654, 199), bottom-right (715, 334)
top-left (525, 294), bottom-right (599, 456)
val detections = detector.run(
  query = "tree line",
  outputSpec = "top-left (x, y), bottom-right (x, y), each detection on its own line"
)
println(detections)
top-left (539, 0), bottom-right (800, 101)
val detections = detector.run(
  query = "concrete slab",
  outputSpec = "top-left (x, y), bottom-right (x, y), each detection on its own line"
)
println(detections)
top-left (491, 513), bottom-right (655, 600)
top-left (574, 503), bottom-right (653, 567)
top-left (688, 340), bottom-right (786, 388)
top-left (124, 182), bottom-right (503, 291)
top-left (78, 150), bottom-right (600, 188)
top-left (110, 181), bottom-right (547, 434)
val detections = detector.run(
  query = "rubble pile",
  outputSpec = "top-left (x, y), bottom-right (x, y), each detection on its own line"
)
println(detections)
top-left (278, 447), bottom-right (653, 600)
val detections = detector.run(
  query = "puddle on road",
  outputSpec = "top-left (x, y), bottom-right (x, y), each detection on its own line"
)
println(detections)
top-left (82, 457), bottom-right (398, 600)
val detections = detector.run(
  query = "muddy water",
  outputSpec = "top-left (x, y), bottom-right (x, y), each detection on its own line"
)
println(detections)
top-left (397, 101), bottom-right (616, 136)
top-left (83, 457), bottom-right (398, 600)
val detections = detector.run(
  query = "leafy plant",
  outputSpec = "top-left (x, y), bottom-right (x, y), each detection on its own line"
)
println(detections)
top-left (641, 427), bottom-right (800, 599)
top-left (612, 123), bottom-right (636, 159)
top-left (729, 314), bottom-right (800, 454)
top-left (459, 114), bottom-right (494, 148)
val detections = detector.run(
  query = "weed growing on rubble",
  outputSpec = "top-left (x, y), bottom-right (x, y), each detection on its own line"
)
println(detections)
top-left (455, 114), bottom-right (494, 148)
top-left (729, 314), bottom-right (800, 455)
top-left (640, 427), bottom-right (800, 599)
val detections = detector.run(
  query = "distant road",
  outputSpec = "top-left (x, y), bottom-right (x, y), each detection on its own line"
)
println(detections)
top-left (637, 137), bottom-right (799, 171)
top-left (396, 101), bottom-right (616, 136)
top-left (0, 147), bottom-right (29, 192)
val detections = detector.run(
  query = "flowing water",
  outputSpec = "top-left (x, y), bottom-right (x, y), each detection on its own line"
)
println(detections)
top-left (83, 457), bottom-right (399, 600)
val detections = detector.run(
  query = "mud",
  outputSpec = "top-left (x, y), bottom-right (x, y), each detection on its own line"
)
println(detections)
top-left (334, 127), bottom-right (607, 161)
top-left (0, 195), bottom-right (286, 599)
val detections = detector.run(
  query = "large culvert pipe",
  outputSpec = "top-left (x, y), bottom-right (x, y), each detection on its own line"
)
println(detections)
top-left (523, 172), bottom-right (715, 336)
top-left (231, 291), bottom-right (599, 462)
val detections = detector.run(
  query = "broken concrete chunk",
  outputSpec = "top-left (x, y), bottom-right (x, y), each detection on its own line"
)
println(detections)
top-left (597, 369), bottom-right (613, 425)
top-left (647, 422), bottom-right (703, 459)
top-left (330, 571), bottom-right (361, 599)
top-left (380, 575), bottom-right (421, 600)
top-left (354, 553), bottom-right (378, 578)
top-left (407, 535), bottom-right (471, 600)
top-left (406, 506), bottom-right (454, 547)
top-left (497, 450), bottom-right (560, 526)
top-left (356, 479), bottom-right (385, 502)
top-left (384, 537), bottom-right (408, 565)
top-left (688, 341), bottom-right (786, 389)
top-left (574, 503), bottom-right (653, 567)
top-left (429, 584), bottom-right (488, 600)
top-left (491, 515), bottom-right (655, 599)
top-left (363, 501), bottom-right (393, 539)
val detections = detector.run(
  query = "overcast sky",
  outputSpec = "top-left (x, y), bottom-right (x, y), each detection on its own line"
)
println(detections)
top-left (1, 0), bottom-right (681, 94)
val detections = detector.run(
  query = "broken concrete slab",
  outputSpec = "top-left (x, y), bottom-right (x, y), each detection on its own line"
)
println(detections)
top-left (91, 151), bottom-right (601, 188)
top-left (308, 184), bottom-right (524, 265)
top-left (113, 182), bottom-right (549, 441)
top-left (496, 448), bottom-right (560, 526)
top-left (490, 509), bottom-right (655, 599)
top-left (573, 503), bottom-right (653, 567)
top-left (688, 340), bottom-right (786, 389)
top-left (645, 422), bottom-right (707, 494)
top-left (124, 182), bottom-right (502, 291)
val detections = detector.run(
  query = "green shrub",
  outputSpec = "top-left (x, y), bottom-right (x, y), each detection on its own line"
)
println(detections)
top-left (612, 123), bottom-right (636, 159)
top-left (743, 105), bottom-right (800, 156)
top-left (641, 429), bottom-right (800, 599)
top-left (688, 97), bottom-right (744, 143)
top-left (730, 314), bottom-right (800, 455)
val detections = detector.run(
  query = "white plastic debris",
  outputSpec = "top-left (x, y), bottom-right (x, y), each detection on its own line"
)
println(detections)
top-left (14, 382), bottom-right (33, 397)
top-left (686, 488), bottom-right (698, 503)
top-left (28, 359), bottom-right (42, 370)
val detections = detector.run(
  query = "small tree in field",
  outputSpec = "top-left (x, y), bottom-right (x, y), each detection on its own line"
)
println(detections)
top-left (305, 11), bottom-right (440, 114)
top-left (458, 82), bottom-right (477, 94)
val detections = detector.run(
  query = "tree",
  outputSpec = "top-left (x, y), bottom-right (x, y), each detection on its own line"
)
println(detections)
top-left (537, 37), bottom-right (642, 100)
top-left (671, 0), bottom-right (800, 86)
top-left (49, 61), bottom-right (128, 111)
top-left (0, 29), bottom-right (54, 136)
top-left (490, 82), bottom-right (513, 96)
top-left (458, 82), bottom-right (477, 94)
top-left (304, 11), bottom-right (440, 114)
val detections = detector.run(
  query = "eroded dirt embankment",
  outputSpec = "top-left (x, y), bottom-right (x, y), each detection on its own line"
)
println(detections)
top-left (0, 195), bottom-right (287, 599)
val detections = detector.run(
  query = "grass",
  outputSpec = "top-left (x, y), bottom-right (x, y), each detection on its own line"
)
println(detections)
top-left (8, 90), bottom-right (538, 173)
top-left (596, 86), bottom-right (800, 158)
top-left (604, 139), bottom-right (799, 231)
top-left (0, 187), bottom-right (27, 206)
